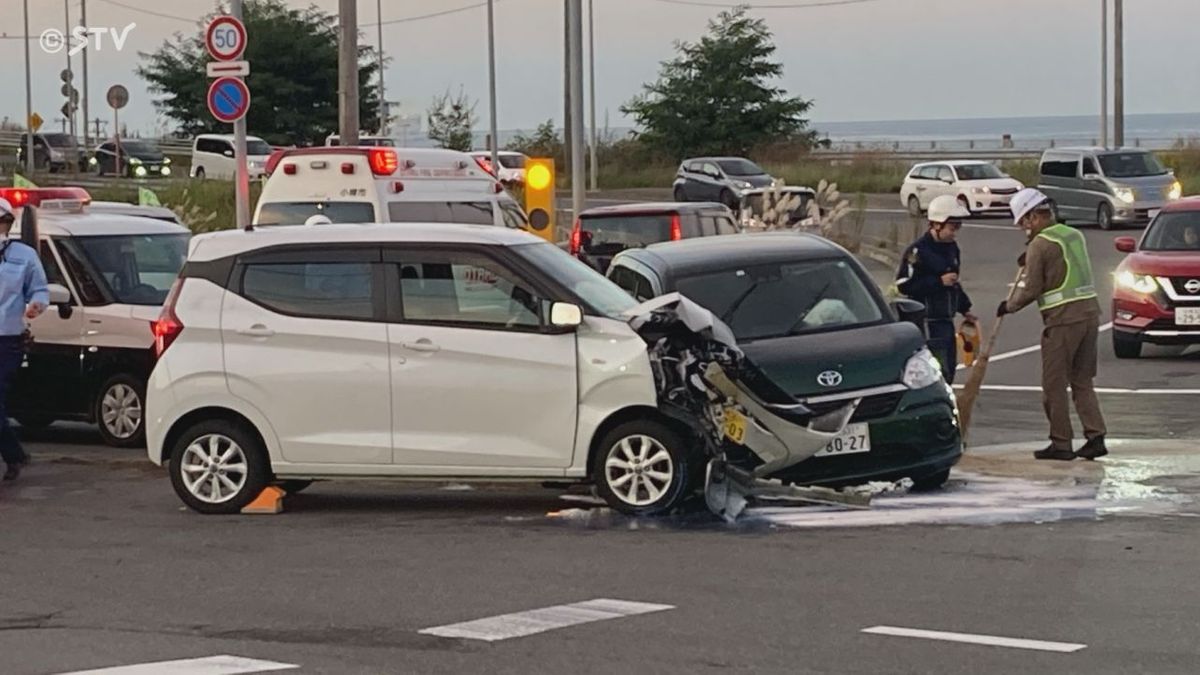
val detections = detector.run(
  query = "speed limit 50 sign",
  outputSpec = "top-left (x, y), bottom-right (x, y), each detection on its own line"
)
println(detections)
top-left (206, 16), bottom-right (247, 61)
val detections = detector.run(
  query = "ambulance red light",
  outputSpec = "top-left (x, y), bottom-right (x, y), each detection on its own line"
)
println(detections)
top-left (368, 148), bottom-right (399, 176)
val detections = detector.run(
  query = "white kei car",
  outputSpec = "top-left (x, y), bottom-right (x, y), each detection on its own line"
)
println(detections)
top-left (900, 160), bottom-right (1025, 217)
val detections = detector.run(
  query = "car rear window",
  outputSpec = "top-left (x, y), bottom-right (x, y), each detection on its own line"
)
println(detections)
top-left (498, 155), bottom-right (525, 169)
top-left (579, 214), bottom-right (673, 250)
top-left (256, 201), bottom-right (376, 226)
top-left (387, 201), bottom-right (495, 225)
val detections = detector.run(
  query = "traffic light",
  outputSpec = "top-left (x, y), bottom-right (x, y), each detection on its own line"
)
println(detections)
top-left (60, 69), bottom-right (78, 121)
top-left (523, 158), bottom-right (555, 242)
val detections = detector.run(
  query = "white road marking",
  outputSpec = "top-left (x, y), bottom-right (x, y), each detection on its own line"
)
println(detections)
top-left (54, 655), bottom-right (298, 675)
top-left (419, 598), bottom-right (674, 642)
top-left (862, 625), bottom-right (1087, 653)
top-left (956, 322), bottom-right (1114, 370)
top-left (952, 383), bottom-right (1200, 395)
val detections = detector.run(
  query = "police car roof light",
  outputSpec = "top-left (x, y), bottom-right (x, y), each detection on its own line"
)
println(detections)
top-left (0, 187), bottom-right (92, 209)
top-left (368, 148), bottom-right (398, 176)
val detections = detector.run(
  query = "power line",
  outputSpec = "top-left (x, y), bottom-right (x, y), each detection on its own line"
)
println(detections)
top-left (365, 3), bottom-right (491, 27)
top-left (650, 0), bottom-right (887, 8)
top-left (93, 0), bottom-right (197, 24)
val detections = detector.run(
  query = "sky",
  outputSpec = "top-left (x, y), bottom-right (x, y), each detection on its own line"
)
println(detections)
top-left (2, 0), bottom-right (1199, 138)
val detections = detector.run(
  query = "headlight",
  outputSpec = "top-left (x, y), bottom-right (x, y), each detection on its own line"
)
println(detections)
top-left (735, 181), bottom-right (752, 189)
top-left (1117, 270), bottom-right (1158, 294)
top-left (161, 166), bottom-right (172, 176)
top-left (902, 347), bottom-right (943, 390)
top-left (1168, 181), bottom-right (1182, 200)
top-left (163, 157), bottom-right (172, 165)
top-left (129, 157), bottom-right (143, 165)
top-left (88, 157), bottom-right (97, 165)
top-left (1115, 187), bottom-right (1135, 204)
top-left (971, 186), bottom-right (991, 194)
top-left (134, 166), bottom-right (147, 177)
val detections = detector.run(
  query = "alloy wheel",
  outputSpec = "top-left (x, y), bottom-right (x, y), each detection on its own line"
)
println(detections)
top-left (101, 384), bottom-right (143, 440)
top-left (604, 435), bottom-right (675, 507)
top-left (179, 434), bottom-right (249, 505)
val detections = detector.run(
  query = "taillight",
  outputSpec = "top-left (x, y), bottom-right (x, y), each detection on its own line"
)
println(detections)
top-left (282, 163), bottom-right (297, 175)
top-left (670, 214), bottom-right (682, 241)
top-left (475, 156), bottom-right (496, 177)
top-left (152, 279), bottom-right (185, 358)
top-left (368, 148), bottom-right (398, 175)
top-left (569, 220), bottom-right (583, 256)
top-left (341, 162), bottom-right (355, 174)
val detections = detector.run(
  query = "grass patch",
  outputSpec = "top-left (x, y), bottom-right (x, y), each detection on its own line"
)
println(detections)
top-left (86, 180), bottom-right (262, 233)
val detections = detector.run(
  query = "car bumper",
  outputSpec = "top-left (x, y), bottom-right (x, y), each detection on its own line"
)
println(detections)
top-left (1112, 200), bottom-right (1168, 225)
top-left (767, 385), bottom-right (962, 487)
top-left (968, 192), bottom-right (1017, 212)
top-left (1113, 296), bottom-right (1200, 345)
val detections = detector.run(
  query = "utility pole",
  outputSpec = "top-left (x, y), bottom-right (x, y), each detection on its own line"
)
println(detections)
top-left (562, 0), bottom-right (571, 176)
top-left (568, 0), bottom-right (585, 224)
top-left (1113, 0), bottom-right (1124, 147)
top-left (64, 0), bottom-right (77, 147)
top-left (486, 0), bottom-right (499, 170)
top-left (376, 0), bottom-right (386, 134)
top-left (231, 0), bottom-right (251, 230)
top-left (587, 0), bottom-right (597, 191)
top-left (23, 0), bottom-right (34, 174)
top-left (1100, 0), bottom-right (1108, 148)
top-left (81, 0), bottom-right (91, 151)
top-left (338, 0), bottom-right (360, 146)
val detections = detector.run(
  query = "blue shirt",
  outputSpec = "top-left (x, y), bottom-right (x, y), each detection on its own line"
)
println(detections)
top-left (0, 240), bottom-right (49, 337)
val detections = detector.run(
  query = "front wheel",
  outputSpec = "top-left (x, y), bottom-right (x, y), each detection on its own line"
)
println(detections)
top-left (719, 188), bottom-right (737, 210)
top-left (169, 419), bottom-right (270, 514)
top-left (593, 420), bottom-right (694, 516)
top-left (1097, 202), bottom-right (1115, 230)
top-left (673, 186), bottom-right (686, 202)
top-left (907, 194), bottom-right (922, 217)
top-left (95, 374), bottom-right (146, 447)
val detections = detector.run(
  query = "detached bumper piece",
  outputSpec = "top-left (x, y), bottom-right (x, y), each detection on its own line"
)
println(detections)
top-left (627, 293), bottom-right (876, 521)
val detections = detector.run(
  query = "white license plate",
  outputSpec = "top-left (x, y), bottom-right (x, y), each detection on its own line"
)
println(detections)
top-left (1177, 307), bottom-right (1200, 326)
top-left (815, 423), bottom-right (871, 457)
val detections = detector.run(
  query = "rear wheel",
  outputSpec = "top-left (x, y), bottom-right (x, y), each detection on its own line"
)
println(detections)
top-left (673, 186), bottom-right (686, 202)
top-left (1113, 332), bottom-right (1143, 359)
top-left (593, 420), bottom-right (693, 516)
top-left (907, 195), bottom-right (922, 217)
top-left (95, 375), bottom-right (145, 448)
top-left (169, 419), bottom-right (270, 514)
top-left (194, 167), bottom-right (206, 180)
top-left (1097, 202), bottom-right (1115, 230)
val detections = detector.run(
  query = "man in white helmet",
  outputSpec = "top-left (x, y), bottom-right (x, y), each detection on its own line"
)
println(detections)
top-left (895, 195), bottom-right (978, 383)
top-left (998, 188), bottom-right (1107, 461)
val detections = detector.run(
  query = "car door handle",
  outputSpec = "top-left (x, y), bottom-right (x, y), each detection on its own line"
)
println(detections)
top-left (916, 186), bottom-right (927, 191)
top-left (401, 340), bottom-right (440, 353)
top-left (237, 325), bottom-right (275, 338)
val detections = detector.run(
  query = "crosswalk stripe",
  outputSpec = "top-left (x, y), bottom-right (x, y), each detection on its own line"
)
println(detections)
top-left (862, 625), bottom-right (1087, 653)
top-left (419, 598), bottom-right (675, 642)
top-left (53, 655), bottom-right (299, 675)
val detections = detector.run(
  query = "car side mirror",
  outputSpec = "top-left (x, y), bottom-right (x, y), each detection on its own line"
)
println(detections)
top-left (891, 299), bottom-right (927, 335)
top-left (223, 150), bottom-right (234, 157)
top-left (549, 302), bottom-right (583, 329)
top-left (1114, 236), bottom-right (1137, 253)
top-left (48, 283), bottom-right (73, 319)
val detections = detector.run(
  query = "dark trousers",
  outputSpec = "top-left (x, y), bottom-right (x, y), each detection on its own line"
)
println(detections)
top-left (0, 336), bottom-right (27, 466)
top-left (1041, 316), bottom-right (1107, 450)
top-left (926, 319), bottom-right (957, 385)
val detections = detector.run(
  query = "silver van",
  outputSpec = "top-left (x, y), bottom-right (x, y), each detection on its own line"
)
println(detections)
top-left (1038, 147), bottom-right (1182, 230)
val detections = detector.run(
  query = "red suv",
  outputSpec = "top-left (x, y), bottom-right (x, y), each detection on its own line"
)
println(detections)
top-left (1112, 198), bottom-right (1200, 358)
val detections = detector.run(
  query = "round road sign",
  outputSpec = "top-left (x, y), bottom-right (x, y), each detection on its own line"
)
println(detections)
top-left (106, 84), bottom-right (129, 110)
top-left (206, 15), bottom-right (247, 61)
top-left (207, 77), bottom-right (251, 124)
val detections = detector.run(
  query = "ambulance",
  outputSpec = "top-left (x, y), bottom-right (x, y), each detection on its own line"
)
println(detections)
top-left (253, 146), bottom-right (529, 229)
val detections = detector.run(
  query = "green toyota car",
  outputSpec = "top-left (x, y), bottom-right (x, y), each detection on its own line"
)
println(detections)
top-left (607, 232), bottom-right (962, 490)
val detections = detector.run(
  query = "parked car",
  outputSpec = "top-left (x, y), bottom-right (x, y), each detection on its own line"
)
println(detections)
top-left (1038, 147), bottom-right (1182, 230)
top-left (325, 134), bottom-right (395, 147)
top-left (900, 161), bottom-right (1024, 217)
top-left (738, 186), bottom-right (818, 228)
top-left (190, 134), bottom-right (273, 180)
top-left (1111, 198), bottom-right (1200, 358)
top-left (607, 233), bottom-right (961, 489)
top-left (569, 202), bottom-right (738, 274)
top-left (469, 151), bottom-right (529, 185)
top-left (16, 132), bottom-right (83, 173)
top-left (0, 187), bottom-right (190, 446)
top-left (673, 157), bottom-right (775, 208)
top-left (254, 146), bottom-right (527, 228)
top-left (90, 139), bottom-right (171, 178)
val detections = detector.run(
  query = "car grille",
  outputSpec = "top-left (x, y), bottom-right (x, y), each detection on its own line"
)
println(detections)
top-left (990, 187), bottom-right (1018, 196)
top-left (1166, 277), bottom-right (1200, 298)
top-left (801, 391), bottom-right (905, 422)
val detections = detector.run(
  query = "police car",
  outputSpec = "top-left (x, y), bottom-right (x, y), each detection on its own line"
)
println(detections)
top-left (1, 187), bottom-right (190, 447)
top-left (253, 146), bottom-right (529, 229)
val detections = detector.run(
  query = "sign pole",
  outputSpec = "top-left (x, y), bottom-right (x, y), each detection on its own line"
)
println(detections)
top-left (231, 0), bottom-right (251, 231)
top-left (23, 0), bottom-right (35, 174)
top-left (113, 106), bottom-right (119, 172)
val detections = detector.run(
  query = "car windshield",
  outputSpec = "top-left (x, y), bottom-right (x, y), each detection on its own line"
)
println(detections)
top-left (717, 159), bottom-right (765, 176)
top-left (42, 133), bottom-right (76, 148)
top-left (955, 164), bottom-right (1005, 180)
top-left (246, 140), bottom-right (273, 156)
top-left (59, 233), bottom-right (189, 305)
top-left (674, 258), bottom-right (886, 341)
top-left (498, 154), bottom-right (526, 169)
top-left (513, 241), bottom-right (638, 318)
top-left (579, 214), bottom-right (673, 252)
top-left (256, 201), bottom-right (377, 225)
top-left (1099, 152), bottom-right (1168, 178)
top-left (387, 201), bottom-right (495, 225)
top-left (1141, 212), bottom-right (1200, 251)
top-left (120, 141), bottom-right (159, 155)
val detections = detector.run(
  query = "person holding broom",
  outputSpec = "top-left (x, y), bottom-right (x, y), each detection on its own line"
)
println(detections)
top-left (997, 188), bottom-right (1107, 461)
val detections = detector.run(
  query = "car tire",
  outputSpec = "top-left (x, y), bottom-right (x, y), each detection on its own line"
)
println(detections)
top-left (673, 186), bottom-right (686, 202)
top-left (1097, 202), bottom-right (1115, 230)
top-left (194, 167), bottom-right (206, 180)
top-left (169, 419), bottom-right (270, 515)
top-left (94, 374), bottom-right (146, 448)
top-left (278, 479), bottom-right (313, 494)
top-left (907, 195), bottom-right (922, 217)
top-left (911, 469), bottom-right (951, 492)
top-left (593, 420), bottom-right (694, 517)
top-left (15, 414), bottom-right (55, 430)
top-left (719, 189), bottom-right (737, 210)
top-left (1113, 332), bottom-right (1143, 359)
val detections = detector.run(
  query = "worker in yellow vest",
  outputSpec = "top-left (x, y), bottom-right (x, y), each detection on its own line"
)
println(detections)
top-left (997, 188), bottom-right (1107, 461)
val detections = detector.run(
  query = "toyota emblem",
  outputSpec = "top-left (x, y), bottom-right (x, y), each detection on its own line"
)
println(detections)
top-left (1185, 279), bottom-right (1200, 294)
top-left (816, 370), bottom-right (843, 387)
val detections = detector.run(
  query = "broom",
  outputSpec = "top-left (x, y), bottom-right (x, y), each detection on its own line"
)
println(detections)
top-left (957, 265), bottom-right (1025, 446)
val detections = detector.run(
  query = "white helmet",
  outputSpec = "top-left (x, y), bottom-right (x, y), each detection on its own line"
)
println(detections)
top-left (1010, 188), bottom-right (1051, 225)
top-left (304, 214), bottom-right (333, 226)
top-left (927, 195), bottom-right (970, 224)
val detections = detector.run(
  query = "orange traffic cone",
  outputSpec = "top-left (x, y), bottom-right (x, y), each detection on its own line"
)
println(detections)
top-left (240, 486), bottom-right (285, 515)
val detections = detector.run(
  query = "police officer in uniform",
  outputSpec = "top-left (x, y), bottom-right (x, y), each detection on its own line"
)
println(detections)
top-left (896, 195), bottom-right (978, 384)
top-left (998, 188), bottom-right (1107, 461)
top-left (0, 197), bottom-right (49, 481)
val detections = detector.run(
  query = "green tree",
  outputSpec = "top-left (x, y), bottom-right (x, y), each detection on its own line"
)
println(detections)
top-left (137, 0), bottom-right (380, 145)
top-left (426, 89), bottom-right (477, 152)
top-left (622, 7), bottom-right (814, 158)
top-left (505, 120), bottom-right (563, 161)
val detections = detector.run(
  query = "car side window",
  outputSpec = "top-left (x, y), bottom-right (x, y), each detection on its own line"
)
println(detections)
top-left (55, 240), bottom-right (106, 305)
top-left (1081, 156), bottom-right (1099, 176)
top-left (687, 161), bottom-right (704, 173)
top-left (702, 163), bottom-right (721, 178)
top-left (38, 240), bottom-right (69, 291)
top-left (916, 166), bottom-right (936, 180)
top-left (1041, 154), bottom-right (1078, 178)
top-left (500, 203), bottom-right (527, 229)
top-left (679, 214), bottom-right (702, 238)
top-left (242, 262), bottom-right (375, 321)
top-left (395, 250), bottom-right (542, 330)
top-left (936, 166), bottom-right (954, 182)
top-left (609, 265), bottom-right (638, 297)
top-left (715, 215), bottom-right (738, 234)
top-left (632, 272), bottom-right (656, 302)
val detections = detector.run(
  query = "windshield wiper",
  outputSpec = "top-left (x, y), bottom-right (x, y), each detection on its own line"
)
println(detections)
top-left (783, 281), bottom-right (833, 335)
top-left (719, 279), bottom-right (762, 325)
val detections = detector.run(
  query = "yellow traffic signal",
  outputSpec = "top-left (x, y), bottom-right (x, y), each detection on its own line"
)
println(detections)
top-left (523, 158), bottom-right (555, 242)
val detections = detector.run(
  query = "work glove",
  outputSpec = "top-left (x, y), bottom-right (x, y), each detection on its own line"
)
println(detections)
top-left (1017, 252), bottom-right (1027, 267)
top-left (996, 300), bottom-right (1010, 318)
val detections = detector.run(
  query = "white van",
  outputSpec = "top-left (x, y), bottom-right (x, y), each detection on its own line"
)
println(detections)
top-left (253, 146), bottom-right (529, 229)
top-left (190, 134), bottom-right (273, 181)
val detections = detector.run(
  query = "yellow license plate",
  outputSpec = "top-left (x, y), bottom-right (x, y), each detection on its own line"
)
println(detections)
top-left (723, 409), bottom-right (748, 445)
